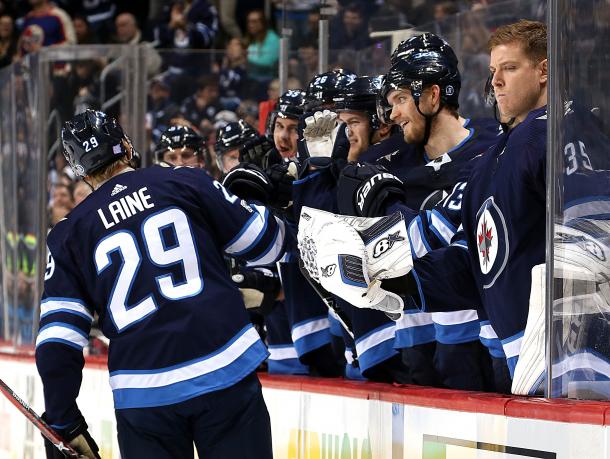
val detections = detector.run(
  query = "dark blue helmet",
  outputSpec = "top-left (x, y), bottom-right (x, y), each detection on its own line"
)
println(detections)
top-left (334, 75), bottom-right (383, 129)
top-left (61, 110), bottom-right (128, 177)
top-left (380, 32), bottom-right (461, 121)
top-left (276, 90), bottom-right (306, 119)
top-left (215, 119), bottom-right (257, 156)
top-left (154, 125), bottom-right (205, 161)
top-left (304, 69), bottom-right (357, 110)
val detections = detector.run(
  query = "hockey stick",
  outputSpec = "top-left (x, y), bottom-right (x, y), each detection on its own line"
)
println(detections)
top-left (297, 257), bottom-right (355, 339)
top-left (0, 378), bottom-right (79, 458)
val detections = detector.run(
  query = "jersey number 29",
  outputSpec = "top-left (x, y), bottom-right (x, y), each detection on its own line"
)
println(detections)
top-left (94, 208), bottom-right (202, 332)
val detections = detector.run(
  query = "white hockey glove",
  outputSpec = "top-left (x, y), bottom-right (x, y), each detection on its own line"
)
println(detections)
top-left (297, 207), bottom-right (412, 316)
top-left (302, 110), bottom-right (348, 159)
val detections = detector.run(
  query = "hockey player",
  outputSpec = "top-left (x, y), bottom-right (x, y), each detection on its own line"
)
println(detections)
top-left (337, 33), bottom-right (502, 390)
top-left (154, 124), bottom-right (207, 167)
top-left (36, 110), bottom-right (283, 458)
top-left (302, 20), bottom-right (548, 393)
top-left (214, 119), bottom-right (258, 175)
top-left (268, 90), bottom-right (306, 159)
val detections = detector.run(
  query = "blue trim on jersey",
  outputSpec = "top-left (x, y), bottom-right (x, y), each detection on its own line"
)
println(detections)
top-left (451, 240), bottom-right (468, 250)
top-left (41, 297), bottom-right (89, 307)
top-left (411, 269), bottom-right (427, 311)
top-left (446, 128), bottom-right (474, 155)
top-left (224, 209), bottom-right (269, 257)
top-left (36, 338), bottom-right (84, 351)
top-left (479, 337), bottom-right (505, 358)
top-left (112, 338), bottom-right (268, 409)
top-left (355, 323), bottom-right (398, 372)
top-left (434, 320), bottom-right (480, 345)
top-left (293, 171), bottom-right (322, 185)
top-left (267, 358), bottom-right (309, 375)
top-left (246, 220), bottom-right (280, 264)
top-left (429, 209), bottom-right (457, 246)
top-left (338, 257), bottom-right (367, 287)
top-left (328, 313), bottom-right (343, 337)
top-left (38, 321), bottom-right (88, 339)
top-left (40, 308), bottom-right (93, 322)
top-left (394, 323), bottom-right (436, 348)
top-left (293, 327), bottom-right (331, 357)
top-left (416, 218), bottom-right (433, 256)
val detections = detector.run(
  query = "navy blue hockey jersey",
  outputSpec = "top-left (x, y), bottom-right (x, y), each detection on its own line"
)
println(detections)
top-left (36, 165), bottom-right (286, 427)
top-left (403, 106), bottom-right (548, 375)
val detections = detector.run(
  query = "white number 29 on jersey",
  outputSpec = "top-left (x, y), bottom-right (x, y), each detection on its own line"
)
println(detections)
top-left (94, 208), bottom-right (202, 332)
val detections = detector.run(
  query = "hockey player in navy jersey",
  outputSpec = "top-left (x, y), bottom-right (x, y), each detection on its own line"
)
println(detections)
top-left (301, 20), bottom-right (549, 394)
top-left (36, 110), bottom-right (283, 458)
top-left (336, 33), bottom-right (502, 391)
top-left (154, 124), bottom-right (207, 167)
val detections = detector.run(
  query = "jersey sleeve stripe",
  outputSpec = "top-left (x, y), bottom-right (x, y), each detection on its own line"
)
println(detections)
top-left (408, 218), bottom-right (432, 259)
top-left (354, 323), bottom-right (396, 370)
top-left (40, 299), bottom-right (94, 322)
top-left (245, 218), bottom-right (285, 267)
top-left (267, 344), bottom-right (300, 361)
top-left (36, 324), bottom-right (89, 350)
top-left (395, 310), bottom-right (434, 329)
top-left (429, 209), bottom-right (458, 245)
top-left (223, 206), bottom-right (268, 255)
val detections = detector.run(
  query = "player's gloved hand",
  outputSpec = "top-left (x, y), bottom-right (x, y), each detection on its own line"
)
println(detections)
top-left (232, 267), bottom-right (282, 315)
top-left (266, 161), bottom-right (298, 208)
top-left (222, 163), bottom-right (274, 204)
top-left (297, 110), bottom-right (350, 169)
top-left (43, 414), bottom-right (101, 459)
top-left (297, 207), bottom-right (412, 318)
top-left (239, 135), bottom-right (276, 169)
top-left (337, 162), bottom-right (405, 217)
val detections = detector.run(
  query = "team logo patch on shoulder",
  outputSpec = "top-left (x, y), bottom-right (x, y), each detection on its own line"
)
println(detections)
top-left (476, 197), bottom-right (509, 288)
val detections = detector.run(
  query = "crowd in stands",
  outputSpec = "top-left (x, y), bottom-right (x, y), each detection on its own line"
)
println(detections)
top-left (3, 0), bottom-right (609, 400)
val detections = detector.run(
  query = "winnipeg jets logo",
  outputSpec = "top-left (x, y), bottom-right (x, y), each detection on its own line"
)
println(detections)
top-left (477, 216), bottom-right (494, 269)
top-left (373, 231), bottom-right (404, 258)
top-left (321, 264), bottom-right (336, 277)
top-left (476, 197), bottom-right (509, 287)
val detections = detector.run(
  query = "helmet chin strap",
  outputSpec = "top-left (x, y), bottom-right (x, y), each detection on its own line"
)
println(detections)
top-left (414, 99), bottom-right (443, 147)
top-left (493, 101), bottom-right (516, 132)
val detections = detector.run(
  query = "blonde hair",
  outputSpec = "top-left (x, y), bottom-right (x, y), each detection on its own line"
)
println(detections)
top-left (488, 20), bottom-right (547, 63)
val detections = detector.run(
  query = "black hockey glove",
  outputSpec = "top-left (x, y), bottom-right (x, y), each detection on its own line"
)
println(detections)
top-left (232, 267), bottom-right (282, 315)
top-left (222, 163), bottom-right (274, 204)
top-left (296, 110), bottom-right (350, 170)
top-left (239, 135), bottom-right (276, 169)
top-left (266, 161), bottom-right (298, 208)
top-left (42, 414), bottom-right (100, 459)
top-left (337, 162), bottom-right (406, 217)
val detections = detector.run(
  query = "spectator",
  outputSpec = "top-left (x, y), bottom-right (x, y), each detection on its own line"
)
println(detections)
top-left (50, 182), bottom-right (74, 211)
top-left (272, 0), bottom-right (318, 49)
top-left (68, 0), bottom-right (117, 43)
top-left (289, 41), bottom-right (318, 87)
top-left (155, 0), bottom-right (218, 50)
top-left (0, 14), bottom-right (17, 68)
top-left (72, 15), bottom-right (97, 44)
top-left (180, 74), bottom-right (222, 127)
top-left (237, 98), bottom-right (259, 128)
top-left (217, 37), bottom-right (248, 110)
top-left (245, 9), bottom-right (280, 86)
top-left (19, 0), bottom-right (75, 56)
top-left (114, 12), bottom-right (161, 76)
top-left (329, 2), bottom-right (371, 51)
top-left (146, 73), bottom-right (180, 147)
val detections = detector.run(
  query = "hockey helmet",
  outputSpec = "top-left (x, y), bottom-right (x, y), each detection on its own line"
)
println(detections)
top-left (380, 32), bottom-right (461, 112)
top-left (334, 75), bottom-right (383, 130)
top-left (215, 120), bottom-right (258, 157)
top-left (154, 125), bottom-right (205, 162)
top-left (61, 109), bottom-right (128, 177)
top-left (304, 69), bottom-right (357, 110)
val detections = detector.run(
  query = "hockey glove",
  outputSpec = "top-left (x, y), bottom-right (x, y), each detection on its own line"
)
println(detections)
top-left (297, 207), bottom-right (411, 317)
top-left (239, 135), bottom-right (276, 169)
top-left (266, 160), bottom-right (298, 208)
top-left (43, 414), bottom-right (100, 459)
top-left (222, 163), bottom-right (274, 204)
top-left (337, 163), bottom-right (405, 217)
top-left (232, 267), bottom-right (282, 315)
top-left (297, 110), bottom-right (350, 168)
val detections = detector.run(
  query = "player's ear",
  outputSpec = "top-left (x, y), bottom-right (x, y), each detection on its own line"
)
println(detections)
top-left (538, 58), bottom-right (548, 85)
